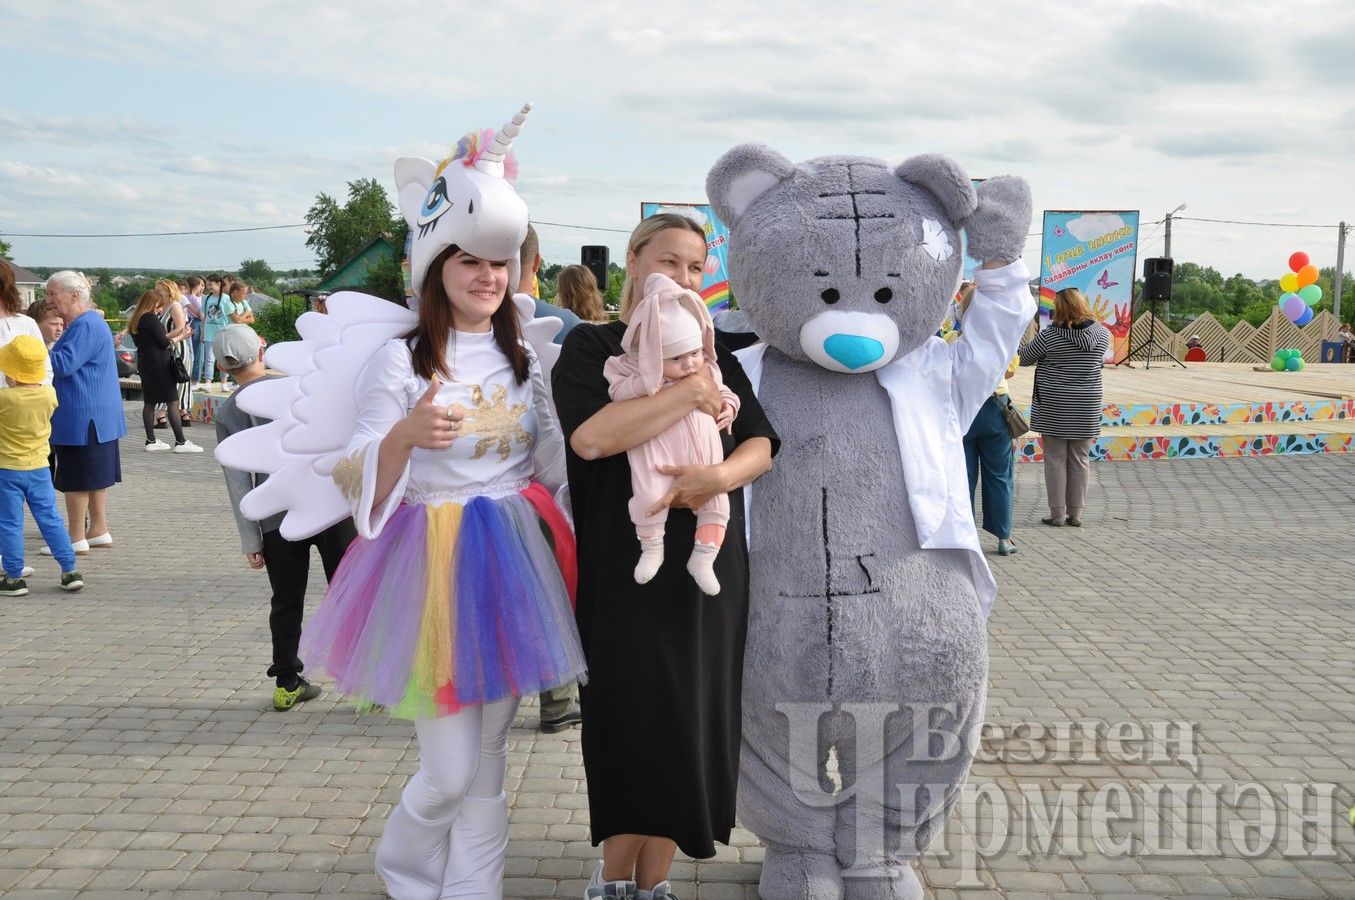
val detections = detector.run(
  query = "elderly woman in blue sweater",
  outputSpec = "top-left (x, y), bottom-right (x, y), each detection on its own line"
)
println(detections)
top-left (44, 271), bottom-right (126, 553)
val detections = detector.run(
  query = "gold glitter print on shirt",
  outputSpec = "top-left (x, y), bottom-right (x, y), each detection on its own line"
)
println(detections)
top-left (331, 445), bottom-right (368, 503)
top-left (463, 383), bottom-right (532, 462)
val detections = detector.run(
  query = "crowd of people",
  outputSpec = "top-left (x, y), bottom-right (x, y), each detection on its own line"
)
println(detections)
top-left (0, 221), bottom-right (1151, 900)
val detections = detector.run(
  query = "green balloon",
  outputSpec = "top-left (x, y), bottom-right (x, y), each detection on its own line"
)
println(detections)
top-left (1299, 284), bottom-right (1322, 305)
top-left (1296, 358), bottom-right (1306, 371)
top-left (1271, 357), bottom-right (1285, 370)
top-left (1278, 349), bottom-right (1294, 360)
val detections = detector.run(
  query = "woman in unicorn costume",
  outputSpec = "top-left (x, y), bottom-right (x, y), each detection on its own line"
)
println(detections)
top-left (217, 104), bottom-right (585, 899)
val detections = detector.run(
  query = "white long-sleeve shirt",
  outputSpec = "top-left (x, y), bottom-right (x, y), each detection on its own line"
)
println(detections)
top-left (333, 330), bottom-right (565, 539)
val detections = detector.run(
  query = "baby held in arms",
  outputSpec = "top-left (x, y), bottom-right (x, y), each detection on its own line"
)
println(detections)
top-left (603, 273), bottom-right (738, 595)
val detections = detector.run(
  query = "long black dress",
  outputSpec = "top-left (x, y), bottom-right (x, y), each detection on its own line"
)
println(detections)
top-left (553, 322), bottom-right (779, 860)
top-left (131, 312), bottom-right (176, 404)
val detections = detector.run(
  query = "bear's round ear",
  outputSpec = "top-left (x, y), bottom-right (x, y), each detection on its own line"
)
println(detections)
top-left (895, 154), bottom-right (977, 224)
top-left (706, 144), bottom-right (795, 227)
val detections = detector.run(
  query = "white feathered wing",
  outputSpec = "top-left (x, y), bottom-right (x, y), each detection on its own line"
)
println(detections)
top-left (215, 290), bottom-right (565, 541)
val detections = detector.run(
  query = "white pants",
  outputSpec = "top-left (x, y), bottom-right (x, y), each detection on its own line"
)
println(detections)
top-left (376, 698), bottom-right (518, 900)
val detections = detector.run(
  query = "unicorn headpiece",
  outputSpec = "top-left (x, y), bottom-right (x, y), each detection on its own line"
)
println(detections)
top-left (394, 103), bottom-right (533, 303)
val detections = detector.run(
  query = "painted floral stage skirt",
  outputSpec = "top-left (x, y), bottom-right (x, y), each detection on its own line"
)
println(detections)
top-left (301, 480), bottom-right (585, 719)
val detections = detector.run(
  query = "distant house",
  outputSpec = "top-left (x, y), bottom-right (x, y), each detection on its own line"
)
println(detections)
top-left (314, 234), bottom-right (400, 293)
top-left (110, 275), bottom-right (133, 288)
top-left (6, 262), bottom-right (43, 305)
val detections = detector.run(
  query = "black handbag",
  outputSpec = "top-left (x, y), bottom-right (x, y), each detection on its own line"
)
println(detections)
top-left (1000, 394), bottom-right (1030, 440)
top-left (169, 351), bottom-right (190, 384)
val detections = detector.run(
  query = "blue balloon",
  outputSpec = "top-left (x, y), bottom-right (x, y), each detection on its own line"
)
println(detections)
top-left (1286, 356), bottom-right (1302, 371)
top-left (1295, 307), bottom-right (1314, 326)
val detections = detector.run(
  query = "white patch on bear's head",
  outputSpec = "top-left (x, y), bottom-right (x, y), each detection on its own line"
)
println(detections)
top-left (921, 219), bottom-right (954, 263)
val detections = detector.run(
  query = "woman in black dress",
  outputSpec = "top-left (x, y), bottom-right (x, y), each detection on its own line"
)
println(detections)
top-left (553, 213), bottom-right (778, 900)
top-left (128, 288), bottom-right (201, 453)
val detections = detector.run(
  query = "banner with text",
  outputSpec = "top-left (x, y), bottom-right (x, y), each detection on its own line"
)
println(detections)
top-left (640, 202), bottom-right (731, 312)
top-left (1039, 210), bottom-right (1140, 362)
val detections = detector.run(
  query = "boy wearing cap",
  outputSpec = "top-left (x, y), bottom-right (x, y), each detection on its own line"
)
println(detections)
top-left (212, 325), bottom-right (357, 710)
top-left (0, 335), bottom-right (84, 596)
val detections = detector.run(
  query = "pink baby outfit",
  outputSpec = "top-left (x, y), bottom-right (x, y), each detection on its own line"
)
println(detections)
top-left (603, 274), bottom-right (739, 592)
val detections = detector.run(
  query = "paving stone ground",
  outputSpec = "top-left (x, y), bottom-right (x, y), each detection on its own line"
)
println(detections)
top-left (1, 404), bottom-right (1352, 899)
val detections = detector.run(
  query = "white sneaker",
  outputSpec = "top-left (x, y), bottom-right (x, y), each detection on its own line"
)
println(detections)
top-left (173, 440), bottom-right (204, 453)
top-left (145, 439), bottom-right (172, 452)
top-left (85, 532), bottom-right (113, 548)
top-left (0, 558), bottom-right (35, 578)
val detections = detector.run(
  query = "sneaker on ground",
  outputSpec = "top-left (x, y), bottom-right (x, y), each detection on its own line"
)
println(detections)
top-left (0, 577), bottom-right (28, 597)
top-left (173, 440), bottom-right (204, 453)
top-left (85, 532), bottom-right (113, 548)
top-left (638, 882), bottom-right (678, 900)
top-left (541, 702), bottom-right (582, 733)
top-left (60, 571), bottom-right (84, 592)
top-left (273, 678), bottom-right (322, 711)
top-left (584, 861), bottom-right (637, 899)
top-left (145, 439), bottom-right (172, 452)
top-left (0, 557), bottom-right (35, 577)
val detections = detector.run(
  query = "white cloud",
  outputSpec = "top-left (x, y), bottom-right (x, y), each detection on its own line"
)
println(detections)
top-left (1065, 214), bottom-right (1128, 243)
top-left (0, 0), bottom-right (1351, 277)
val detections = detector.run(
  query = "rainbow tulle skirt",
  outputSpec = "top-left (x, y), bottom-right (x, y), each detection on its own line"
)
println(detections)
top-left (301, 481), bottom-right (586, 719)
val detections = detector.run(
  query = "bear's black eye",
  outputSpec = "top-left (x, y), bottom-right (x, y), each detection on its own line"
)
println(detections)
top-left (875, 287), bottom-right (893, 304)
top-left (821, 288), bottom-right (840, 304)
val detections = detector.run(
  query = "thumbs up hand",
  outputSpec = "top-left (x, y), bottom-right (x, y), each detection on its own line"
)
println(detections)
top-left (397, 374), bottom-right (462, 451)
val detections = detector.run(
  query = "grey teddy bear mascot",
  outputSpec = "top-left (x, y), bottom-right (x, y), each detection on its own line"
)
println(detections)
top-left (706, 145), bottom-right (1036, 899)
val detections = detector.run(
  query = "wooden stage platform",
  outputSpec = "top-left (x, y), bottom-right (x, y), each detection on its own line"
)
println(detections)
top-left (1006, 362), bottom-right (1355, 462)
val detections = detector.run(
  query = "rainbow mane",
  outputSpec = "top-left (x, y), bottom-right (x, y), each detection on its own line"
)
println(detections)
top-left (438, 127), bottom-right (519, 181)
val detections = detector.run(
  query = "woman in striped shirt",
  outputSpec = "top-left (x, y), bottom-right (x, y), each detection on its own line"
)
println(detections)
top-left (1018, 288), bottom-right (1109, 527)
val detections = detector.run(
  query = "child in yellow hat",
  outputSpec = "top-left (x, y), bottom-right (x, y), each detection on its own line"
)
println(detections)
top-left (0, 335), bottom-right (83, 595)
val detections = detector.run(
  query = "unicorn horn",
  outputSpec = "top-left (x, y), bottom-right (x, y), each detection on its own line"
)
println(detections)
top-left (475, 102), bottom-right (532, 176)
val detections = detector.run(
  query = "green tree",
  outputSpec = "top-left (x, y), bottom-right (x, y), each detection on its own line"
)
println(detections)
top-left (253, 295), bottom-right (308, 345)
top-left (239, 258), bottom-right (276, 284)
top-left (0, 226), bottom-right (11, 260)
top-left (362, 256), bottom-right (407, 304)
top-left (305, 178), bottom-right (399, 276)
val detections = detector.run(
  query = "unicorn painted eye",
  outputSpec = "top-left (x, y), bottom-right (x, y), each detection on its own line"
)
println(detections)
top-left (416, 177), bottom-right (453, 229)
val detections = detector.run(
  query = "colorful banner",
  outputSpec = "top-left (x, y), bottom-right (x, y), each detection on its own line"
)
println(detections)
top-left (640, 202), bottom-right (731, 312)
top-left (1039, 210), bottom-right (1140, 362)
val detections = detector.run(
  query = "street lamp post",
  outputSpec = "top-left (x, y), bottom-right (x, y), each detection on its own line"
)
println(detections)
top-left (1163, 203), bottom-right (1186, 260)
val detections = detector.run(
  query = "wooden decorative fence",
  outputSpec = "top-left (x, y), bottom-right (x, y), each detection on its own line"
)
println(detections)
top-left (1120, 308), bottom-right (1341, 364)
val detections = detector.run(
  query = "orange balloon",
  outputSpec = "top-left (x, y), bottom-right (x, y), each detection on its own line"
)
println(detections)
top-left (1297, 264), bottom-right (1319, 287)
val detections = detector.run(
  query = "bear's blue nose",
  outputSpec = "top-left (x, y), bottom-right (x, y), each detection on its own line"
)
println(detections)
top-left (823, 334), bottom-right (884, 370)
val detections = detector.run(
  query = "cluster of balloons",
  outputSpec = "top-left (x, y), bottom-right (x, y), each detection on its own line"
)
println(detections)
top-left (1271, 348), bottom-right (1306, 372)
top-left (1278, 251), bottom-right (1322, 326)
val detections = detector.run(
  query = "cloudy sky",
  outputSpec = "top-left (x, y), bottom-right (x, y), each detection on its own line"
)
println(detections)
top-left (2, 0), bottom-right (1351, 279)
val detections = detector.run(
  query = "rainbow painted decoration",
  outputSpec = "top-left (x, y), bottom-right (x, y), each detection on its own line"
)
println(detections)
top-left (1038, 286), bottom-right (1056, 315)
top-left (701, 281), bottom-right (731, 313)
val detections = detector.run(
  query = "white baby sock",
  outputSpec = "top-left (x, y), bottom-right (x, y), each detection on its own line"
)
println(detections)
top-left (634, 537), bottom-right (665, 584)
top-left (687, 542), bottom-right (721, 595)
